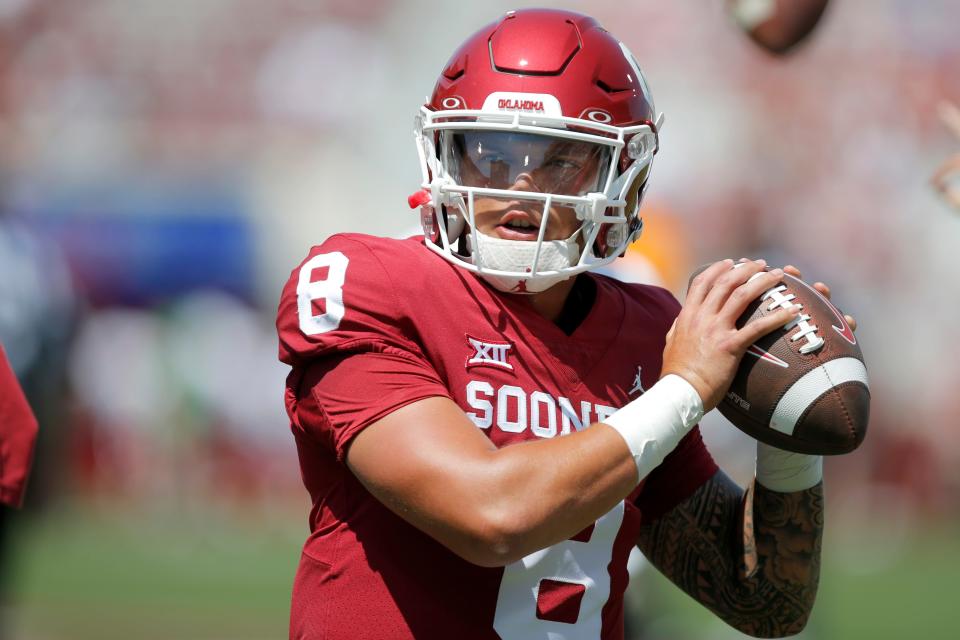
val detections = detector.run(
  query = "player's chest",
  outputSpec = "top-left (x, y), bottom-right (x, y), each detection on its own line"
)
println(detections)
top-left (416, 300), bottom-right (665, 448)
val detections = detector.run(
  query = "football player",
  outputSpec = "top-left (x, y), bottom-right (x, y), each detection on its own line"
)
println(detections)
top-left (0, 343), bottom-right (37, 509)
top-left (0, 342), bottom-right (38, 609)
top-left (277, 9), bottom-right (848, 639)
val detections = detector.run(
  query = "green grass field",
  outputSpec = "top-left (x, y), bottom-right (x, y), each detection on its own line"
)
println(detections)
top-left (5, 505), bottom-right (302, 640)
top-left (5, 505), bottom-right (959, 639)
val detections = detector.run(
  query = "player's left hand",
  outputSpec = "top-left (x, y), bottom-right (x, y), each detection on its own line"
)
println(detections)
top-left (782, 265), bottom-right (857, 331)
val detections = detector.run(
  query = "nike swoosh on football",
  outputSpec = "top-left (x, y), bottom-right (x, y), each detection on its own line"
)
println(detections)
top-left (746, 344), bottom-right (789, 368)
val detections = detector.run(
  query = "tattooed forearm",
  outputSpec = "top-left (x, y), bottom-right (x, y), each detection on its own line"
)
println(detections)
top-left (637, 471), bottom-right (824, 638)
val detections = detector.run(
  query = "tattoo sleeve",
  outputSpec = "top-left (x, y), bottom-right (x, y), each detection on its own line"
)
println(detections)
top-left (636, 470), bottom-right (824, 637)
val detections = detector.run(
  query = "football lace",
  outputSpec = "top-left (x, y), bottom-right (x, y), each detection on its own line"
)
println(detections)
top-left (762, 285), bottom-right (825, 354)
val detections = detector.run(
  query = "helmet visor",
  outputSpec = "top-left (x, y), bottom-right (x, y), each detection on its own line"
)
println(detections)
top-left (441, 131), bottom-right (612, 196)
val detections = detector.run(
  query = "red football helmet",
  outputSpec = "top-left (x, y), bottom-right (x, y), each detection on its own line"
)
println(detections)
top-left (412, 8), bottom-right (663, 293)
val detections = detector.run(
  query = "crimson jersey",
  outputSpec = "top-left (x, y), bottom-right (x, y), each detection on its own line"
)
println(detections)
top-left (277, 234), bottom-right (717, 640)
top-left (0, 344), bottom-right (37, 508)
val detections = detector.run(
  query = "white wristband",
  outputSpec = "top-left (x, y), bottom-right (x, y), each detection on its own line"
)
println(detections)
top-left (756, 441), bottom-right (823, 493)
top-left (603, 374), bottom-right (704, 481)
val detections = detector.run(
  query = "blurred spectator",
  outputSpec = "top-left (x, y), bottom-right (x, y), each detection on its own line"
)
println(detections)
top-left (0, 342), bottom-right (37, 634)
top-left (66, 291), bottom-right (294, 511)
top-left (0, 109), bottom-right (75, 638)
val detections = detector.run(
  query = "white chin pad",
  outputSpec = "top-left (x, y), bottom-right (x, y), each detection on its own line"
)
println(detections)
top-left (474, 232), bottom-right (580, 293)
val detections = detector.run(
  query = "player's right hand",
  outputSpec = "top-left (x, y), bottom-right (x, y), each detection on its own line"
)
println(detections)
top-left (660, 258), bottom-right (800, 413)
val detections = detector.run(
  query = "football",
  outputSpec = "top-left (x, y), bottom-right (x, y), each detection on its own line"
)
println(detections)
top-left (726, 0), bottom-right (831, 56)
top-left (689, 264), bottom-right (870, 455)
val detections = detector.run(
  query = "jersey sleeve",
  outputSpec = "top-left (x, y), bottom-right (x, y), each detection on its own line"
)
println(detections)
top-left (276, 234), bottom-right (425, 367)
top-left (288, 350), bottom-right (452, 460)
top-left (0, 345), bottom-right (38, 508)
top-left (632, 426), bottom-right (718, 523)
top-left (279, 234), bottom-right (452, 458)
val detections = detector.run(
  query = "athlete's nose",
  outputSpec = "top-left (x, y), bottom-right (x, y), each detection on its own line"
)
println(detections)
top-left (509, 172), bottom-right (541, 192)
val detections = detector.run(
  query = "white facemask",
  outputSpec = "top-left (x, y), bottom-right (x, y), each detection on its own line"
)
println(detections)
top-left (472, 231), bottom-right (582, 293)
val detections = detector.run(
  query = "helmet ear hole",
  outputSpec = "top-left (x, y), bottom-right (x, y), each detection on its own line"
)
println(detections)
top-left (420, 205), bottom-right (440, 244)
top-left (444, 206), bottom-right (465, 244)
top-left (421, 204), bottom-right (467, 249)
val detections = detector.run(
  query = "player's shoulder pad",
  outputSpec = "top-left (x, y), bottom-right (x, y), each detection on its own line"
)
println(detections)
top-left (277, 233), bottom-right (428, 366)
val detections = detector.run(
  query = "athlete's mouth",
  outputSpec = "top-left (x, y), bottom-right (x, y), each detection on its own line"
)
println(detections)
top-left (497, 210), bottom-right (542, 240)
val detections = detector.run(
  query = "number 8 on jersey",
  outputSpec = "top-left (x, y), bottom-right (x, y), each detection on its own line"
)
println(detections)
top-left (297, 251), bottom-right (349, 335)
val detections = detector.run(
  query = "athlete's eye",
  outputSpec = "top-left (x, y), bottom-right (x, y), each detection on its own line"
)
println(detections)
top-left (542, 156), bottom-right (582, 172)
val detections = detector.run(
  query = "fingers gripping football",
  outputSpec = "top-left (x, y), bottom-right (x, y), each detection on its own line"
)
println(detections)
top-left (783, 265), bottom-right (857, 331)
top-left (662, 259), bottom-right (800, 412)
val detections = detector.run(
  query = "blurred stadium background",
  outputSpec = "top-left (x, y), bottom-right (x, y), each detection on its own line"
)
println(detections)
top-left (0, 0), bottom-right (958, 638)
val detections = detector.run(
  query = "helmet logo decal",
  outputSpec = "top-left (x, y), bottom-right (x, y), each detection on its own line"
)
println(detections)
top-left (582, 109), bottom-right (613, 123)
top-left (441, 96), bottom-right (465, 109)
top-left (482, 92), bottom-right (563, 117)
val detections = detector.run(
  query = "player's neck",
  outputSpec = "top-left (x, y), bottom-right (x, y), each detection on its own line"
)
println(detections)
top-left (528, 275), bottom-right (595, 335)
